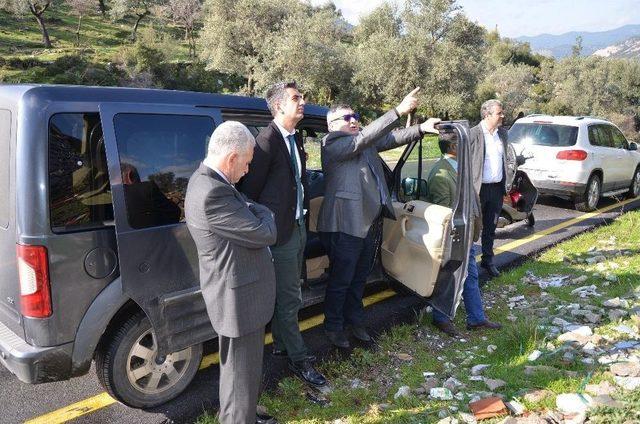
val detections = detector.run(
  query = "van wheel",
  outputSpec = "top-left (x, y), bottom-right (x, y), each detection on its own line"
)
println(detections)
top-left (574, 175), bottom-right (601, 212)
top-left (627, 167), bottom-right (640, 199)
top-left (95, 311), bottom-right (203, 408)
top-left (526, 213), bottom-right (535, 227)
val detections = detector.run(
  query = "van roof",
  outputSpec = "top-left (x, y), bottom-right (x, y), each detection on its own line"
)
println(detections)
top-left (515, 114), bottom-right (609, 126)
top-left (0, 84), bottom-right (329, 117)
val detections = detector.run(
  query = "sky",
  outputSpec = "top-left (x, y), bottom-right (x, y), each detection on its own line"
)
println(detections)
top-left (310, 0), bottom-right (640, 38)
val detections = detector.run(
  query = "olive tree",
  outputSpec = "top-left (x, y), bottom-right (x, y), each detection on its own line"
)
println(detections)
top-left (0, 0), bottom-right (54, 47)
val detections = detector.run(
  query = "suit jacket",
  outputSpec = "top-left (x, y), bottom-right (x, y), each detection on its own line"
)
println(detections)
top-left (425, 157), bottom-right (457, 208)
top-left (317, 110), bottom-right (423, 239)
top-left (185, 163), bottom-right (277, 338)
top-left (469, 124), bottom-right (511, 195)
top-left (237, 121), bottom-right (308, 246)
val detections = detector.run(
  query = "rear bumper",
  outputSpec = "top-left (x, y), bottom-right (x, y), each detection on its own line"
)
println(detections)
top-left (531, 179), bottom-right (586, 197)
top-left (0, 320), bottom-right (73, 384)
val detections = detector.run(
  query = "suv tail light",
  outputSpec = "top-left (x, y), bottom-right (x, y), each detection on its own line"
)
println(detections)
top-left (16, 244), bottom-right (52, 318)
top-left (556, 150), bottom-right (588, 161)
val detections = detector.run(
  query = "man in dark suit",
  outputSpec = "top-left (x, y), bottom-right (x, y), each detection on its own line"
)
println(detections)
top-left (317, 87), bottom-right (440, 348)
top-left (425, 132), bottom-right (502, 337)
top-left (469, 99), bottom-right (513, 278)
top-left (237, 81), bottom-right (326, 387)
top-left (185, 121), bottom-right (278, 424)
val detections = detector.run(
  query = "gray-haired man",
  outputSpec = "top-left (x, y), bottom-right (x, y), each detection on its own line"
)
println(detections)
top-left (185, 121), bottom-right (278, 424)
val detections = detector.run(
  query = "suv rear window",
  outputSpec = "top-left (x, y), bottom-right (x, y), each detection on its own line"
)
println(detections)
top-left (508, 123), bottom-right (578, 147)
top-left (112, 113), bottom-right (214, 229)
top-left (49, 113), bottom-right (113, 232)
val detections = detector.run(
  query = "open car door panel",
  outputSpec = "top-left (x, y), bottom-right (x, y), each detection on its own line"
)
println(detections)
top-left (382, 121), bottom-right (474, 319)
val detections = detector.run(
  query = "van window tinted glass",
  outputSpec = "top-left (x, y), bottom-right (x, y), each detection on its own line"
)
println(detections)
top-left (113, 114), bottom-right (214, 229)
top-left (589, 125), bottom-right (614, 147)
top-left (49, 113), bottom-right (113, 231)
top-left (609, 126), bottom-right (628, 149)
top-left (0, 109), bottom-right (10, 228)
top-left (508, 123), bottom-right (578, 146)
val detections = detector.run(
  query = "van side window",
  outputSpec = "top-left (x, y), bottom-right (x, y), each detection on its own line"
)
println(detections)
top-left (112, 113), bottom-right (214, 229)
top-left (0, 109), bottom-right (10, 229)
top-left (49, 113), bottom-right (113, 232)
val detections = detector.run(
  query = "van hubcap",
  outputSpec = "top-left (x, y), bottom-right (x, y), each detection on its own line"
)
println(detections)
top-left (633, 171), bottom-right (640, 196)
top-left (126, 329), bottom-right (192, 394)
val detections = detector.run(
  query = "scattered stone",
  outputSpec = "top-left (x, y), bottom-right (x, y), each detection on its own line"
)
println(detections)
top-left (393, 352), bottom-right (413, 361)
top-left (507, 314), bottom-right (518, 322)
top-left (562, 351), bottom-right (575, 363)
top-left (591, 394), bottom-right (624, 408)
top-left (603, 297), bottom-right (628, 308)
top-left (571, 275), bottom-right (589, 284)
top-left (585, 255), bottom-right (606, 264)
top-left (469, 376), bottom-right (483, 381)
top-left (570, 285), bottom-right (600, 298)
top-left (614, 376), bottom-right (640, 390)
top-left (458, 412), bottom-right (477, 424)
top-left (556, 393), bottom-right (593, 415)
top-left (430, 387), bottom-right (454, 400)
top-left (444, 377), bottom-right (464, 393)
top-left (610, 361), bottom-right (640, 377)
top-left (471, 364), bottom-right (490, 376)
top-left (349, 378), bottom-right (365, 389)
top-left (423, 377), bottom-right (440, 391)
top-left (527, 350), bottom-right (542, 361)
top-left (605, 273), bottom-right (618, 282)
top-left (394, 385), bottom-right (411, 399)
top-left (423, 371), bottom-right (436, 377)
top-left (585, 380), bottom-right (616, 396)
top-left (505, 399), bottom-right (526, 416)
top-left (523, 389), bottom-right (553, 403)
top-left (413, 387), bottom-right (426, 395)
top-left (436, 416), bottom-right (458, 424)
top-left (608, 309), bottom-right (629, 321)
top-left (487, 345), bottom-right (497, 354)
top-left (483, 378), bottom-right (506, 391)
top-left (614, 324), bottom-right (639, 337)
top-left (557, 326), bottom-right (593, 344)
top-left (377, 403), bottom-right (391, 411)
top-left (524, 365), bottom-right (559, 376)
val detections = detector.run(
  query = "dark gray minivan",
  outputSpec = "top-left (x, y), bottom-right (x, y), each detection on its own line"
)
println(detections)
top-left (0, 84), bottom-right (474, 408)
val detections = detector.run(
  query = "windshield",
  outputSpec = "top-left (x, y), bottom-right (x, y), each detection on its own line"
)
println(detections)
top-left (509, 123), bottom-right (578, 147)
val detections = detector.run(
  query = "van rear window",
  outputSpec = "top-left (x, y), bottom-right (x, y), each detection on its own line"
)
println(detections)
top-left (0, 109), bottom-right (10, 228)
top-left (508, 123), bottom-right (578, 147)
top-left (49, 113), bottom-right (114, 232)
top-left (112, 113), bottom-right (214, 229)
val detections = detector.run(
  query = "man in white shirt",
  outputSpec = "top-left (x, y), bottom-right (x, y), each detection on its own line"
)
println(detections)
top-left (469, 99), bottom-right (510, 278)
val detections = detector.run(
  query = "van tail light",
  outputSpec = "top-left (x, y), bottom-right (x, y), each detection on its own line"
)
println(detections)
top-left (16, 244), bottom-right (52, 318)
top-left (556, 150), bottom-right (588, 161)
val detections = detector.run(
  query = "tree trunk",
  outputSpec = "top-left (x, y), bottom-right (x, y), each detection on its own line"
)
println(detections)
top-left (98, 0), bottom-right (107, 17)
top-left (75, 15), bottom-right (83, 46)
top-left (34, 13), bottom-right (52, 48)
top-left (130, 11), bottom-right (149, 41)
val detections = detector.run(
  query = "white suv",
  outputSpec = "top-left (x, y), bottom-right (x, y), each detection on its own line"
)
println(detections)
top-left (508, 115), bottom-right (640, 211)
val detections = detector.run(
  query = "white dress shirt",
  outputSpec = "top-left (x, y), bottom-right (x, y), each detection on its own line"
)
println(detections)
top-left (481, 120), bottom-right (504, 184)
top-left (274, 121), bottom-right (304, 220)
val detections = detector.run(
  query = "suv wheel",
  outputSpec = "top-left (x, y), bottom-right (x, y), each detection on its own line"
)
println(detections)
top-left (627, 167), bottom-right (640, 199)
top-left (574, 174), bottom-right (601, 212)
top-left (95, 311), bottom-right (203, 408)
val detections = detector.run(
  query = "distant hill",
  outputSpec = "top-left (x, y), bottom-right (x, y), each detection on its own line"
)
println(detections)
top-left (593, 36), bottom-right (640, 58)
top-left (515, 24), bottom-right (640, 58)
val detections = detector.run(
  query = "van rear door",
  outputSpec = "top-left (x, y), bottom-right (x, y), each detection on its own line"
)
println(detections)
top-left (99, 103), bottom-right (219, 356)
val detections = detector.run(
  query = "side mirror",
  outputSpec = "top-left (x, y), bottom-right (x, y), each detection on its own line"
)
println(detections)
top-left (402, 177), bottom-right (428, 199)
top-left (516, 155), bottom-right (526, 166)
top-left (629, 142), bottom-right (638, 151)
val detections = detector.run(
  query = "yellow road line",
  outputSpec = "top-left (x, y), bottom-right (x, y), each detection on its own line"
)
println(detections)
top-left (476, 197), bottom-right (638, 261)
top-left (25, 289), bottom-right (396, 424)
top-left (24, 198), bottom-right (637, 424)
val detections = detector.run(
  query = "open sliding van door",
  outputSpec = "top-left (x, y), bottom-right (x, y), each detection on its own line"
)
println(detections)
top-left (99, 103), bottom-right (220, 357)
top-left (381, 121), bottom-right (474, 319)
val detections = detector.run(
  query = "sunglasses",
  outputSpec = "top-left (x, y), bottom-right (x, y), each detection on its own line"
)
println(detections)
top-left (330, 113), bottom-right (360, 123)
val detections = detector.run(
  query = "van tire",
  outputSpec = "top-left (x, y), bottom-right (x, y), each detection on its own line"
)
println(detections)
top-left (574, 174), bottom-right (601, 212)
top-left (627, 167), bottom-right (640, 199)
top-left (95, 311), bottom-right (203, 408)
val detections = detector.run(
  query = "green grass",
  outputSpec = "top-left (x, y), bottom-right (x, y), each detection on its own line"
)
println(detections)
top-left (197, 210), bottom-right (640, 423)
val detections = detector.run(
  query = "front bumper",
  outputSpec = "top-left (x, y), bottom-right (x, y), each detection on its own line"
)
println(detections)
top-left (0, 320), bottom-right (73, 384)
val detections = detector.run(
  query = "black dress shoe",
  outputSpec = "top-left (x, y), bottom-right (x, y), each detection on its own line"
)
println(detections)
top-left (433, 320), bottom-right (461, 337)
top-left (289, 359), bottom-right (327, 387)
top-left (350, 326), bottom-right (372, 342)
top-left (325, 330), bottom-right (350, 348)
top-left (256, 412), bottom-right (278, 424)
top-left (467, 320), bottom-right (503, 331)
top-left (272, 349), bottom-right (317, 362)
top-left (480, 262), bottom-right (500, 277)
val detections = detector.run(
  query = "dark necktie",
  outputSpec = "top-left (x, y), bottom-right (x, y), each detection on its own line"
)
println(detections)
top-left (287, 134), bottom-right (303, 221)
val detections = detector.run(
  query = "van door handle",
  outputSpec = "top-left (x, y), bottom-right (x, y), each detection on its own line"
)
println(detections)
top-left (400, 216), bottom-right (408, 236)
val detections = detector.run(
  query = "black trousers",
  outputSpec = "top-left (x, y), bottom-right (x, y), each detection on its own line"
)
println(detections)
top-left (479, 182), bottom-right (504, 265)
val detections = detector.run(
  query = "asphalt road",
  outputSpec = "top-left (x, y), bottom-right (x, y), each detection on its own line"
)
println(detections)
top-left (2, 195), bottom-right (639, 424)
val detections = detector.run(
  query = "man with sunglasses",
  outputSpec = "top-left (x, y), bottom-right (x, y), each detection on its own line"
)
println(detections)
top-left (317, 88), bottom-right (440, 348)
top-left (238, 81), bottom-right (327, 389)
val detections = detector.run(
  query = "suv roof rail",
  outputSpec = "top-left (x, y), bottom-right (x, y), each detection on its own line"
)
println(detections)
top-left (575, 115), bottom-right (605, 120)
top-left (525, 114), bottom-right (547, 118)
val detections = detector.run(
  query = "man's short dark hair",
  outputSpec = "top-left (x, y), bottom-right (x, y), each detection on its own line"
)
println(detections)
top-left (328, 103), bottom-right (353, 116)
top-left (265, 81), bottom-right (298, 117)
top-left (438, 131), bottom-right (458, 155)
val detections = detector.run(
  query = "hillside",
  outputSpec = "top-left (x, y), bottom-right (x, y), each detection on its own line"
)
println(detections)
top-left (515, 24), bottom-right (640, 58)
top-left (593, 36), bottom-right (640, 58)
